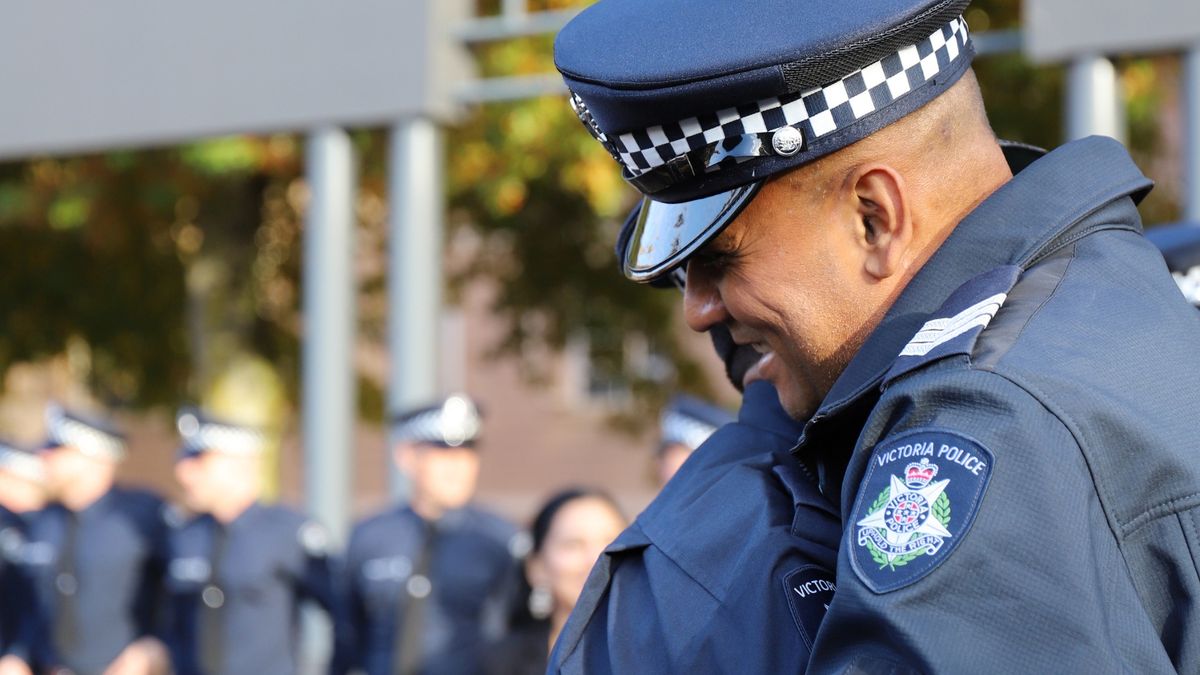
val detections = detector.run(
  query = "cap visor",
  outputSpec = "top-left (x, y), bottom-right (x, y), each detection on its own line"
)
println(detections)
top-left (622, 182), bottom-right (762, 282)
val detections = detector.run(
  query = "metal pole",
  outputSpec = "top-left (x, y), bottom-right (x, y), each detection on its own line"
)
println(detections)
top-left (1066, 54), bottom-right (1125, 143)
top-left (302, 126), bottom-right (356, 541)
top-left (300, 127), bottom-right (356, 673)
top-left (502, 0), bottom-right (527, 19)
top-left (388, 117), bottom-right (444, 496)
top-left (1185, 44), bottom-right (1200, 222)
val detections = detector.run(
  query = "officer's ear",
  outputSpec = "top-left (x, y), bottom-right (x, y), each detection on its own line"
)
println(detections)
top-left (848, 164), bottom-right (911, 280)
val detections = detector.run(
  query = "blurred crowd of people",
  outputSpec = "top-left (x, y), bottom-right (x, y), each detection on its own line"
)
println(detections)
top-left (0, 391), bottom-right (730, 675)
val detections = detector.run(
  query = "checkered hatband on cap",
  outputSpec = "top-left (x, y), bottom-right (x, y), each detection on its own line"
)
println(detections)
top-left (177, 409), bottom-right (269, 456)
top-left (46, 405), bottom-right (127, 460)
top-left (659, 409), bottom-right (720, 452)
top-left (572, 16), bottom-right (971, 185)
top-left (0, 440), bottom-right (43, 482)
top-left (393, 394), bottom-right (482, 448)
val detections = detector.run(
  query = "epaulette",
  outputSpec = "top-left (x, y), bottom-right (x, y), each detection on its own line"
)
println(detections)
top-left (884, 265), bottom-right (1021, 386)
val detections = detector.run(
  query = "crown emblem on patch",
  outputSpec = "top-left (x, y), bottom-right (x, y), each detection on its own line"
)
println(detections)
top-left (904, 458), bottom-right (938, 489)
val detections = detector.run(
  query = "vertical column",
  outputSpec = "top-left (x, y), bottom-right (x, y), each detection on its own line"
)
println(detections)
top-left (1066, 54), bottom-right (1126, 144)
top-left (1185, 45), bottom-right (1200, 222)
top-left (300, 127), bottom-right (357, 673)
top-left (502, 0), bottom-right (527, 20)
top-left (303, 126), bottom-right (356, 541)
top-left (388, 117), bottom-right (444, 496)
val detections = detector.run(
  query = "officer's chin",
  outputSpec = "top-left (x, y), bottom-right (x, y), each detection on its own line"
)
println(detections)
top-left (751, 352), bottom-right (819, 421)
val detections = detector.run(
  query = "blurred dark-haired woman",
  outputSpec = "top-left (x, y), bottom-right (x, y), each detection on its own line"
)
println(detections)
top-left (485, 488), bottom-right (625, 675)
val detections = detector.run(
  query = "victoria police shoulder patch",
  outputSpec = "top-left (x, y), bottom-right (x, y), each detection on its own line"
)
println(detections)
top-left (850, 428), bottom-right (993, 593)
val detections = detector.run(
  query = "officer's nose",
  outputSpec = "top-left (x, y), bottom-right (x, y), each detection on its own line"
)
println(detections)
top-left (683, 262), bottom-right (729, 333)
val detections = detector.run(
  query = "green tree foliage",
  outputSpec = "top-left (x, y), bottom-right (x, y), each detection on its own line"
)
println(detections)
top-left (0, 140), bottom-right (306, 407)
top-left (0, 0), bottom-right (1183, 415)
top-left (446, 0), bottom-right (714, 417)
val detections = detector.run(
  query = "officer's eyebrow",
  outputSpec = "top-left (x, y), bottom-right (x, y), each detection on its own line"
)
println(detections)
top-left (689, 231), bottom-right (743, 271)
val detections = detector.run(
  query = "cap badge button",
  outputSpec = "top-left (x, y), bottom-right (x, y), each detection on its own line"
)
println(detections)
top-left (771, 126), bottom-right (804, 157)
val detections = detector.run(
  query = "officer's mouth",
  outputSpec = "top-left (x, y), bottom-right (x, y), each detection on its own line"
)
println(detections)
top-left (743, 347), bottom-right (779, 388)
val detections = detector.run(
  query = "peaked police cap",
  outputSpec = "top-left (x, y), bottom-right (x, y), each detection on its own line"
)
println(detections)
top-left (556, 0), bottom-right (976, 282)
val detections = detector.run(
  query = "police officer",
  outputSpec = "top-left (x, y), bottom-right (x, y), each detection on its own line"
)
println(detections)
top-left (343, 394), bottom-right (519, 675)
top-left (165, 407), bottom-right (346, 675)
top-left (558, 0), bottom-right (1200, 670)
top-left (21, 405), bottom-right (171, 674)
top-left (1147, 221), bottom-right (1200, 307)
top-left (0, 440), bottom-right (45, 671)
top-left (655, 395), bottom-right (733, 486)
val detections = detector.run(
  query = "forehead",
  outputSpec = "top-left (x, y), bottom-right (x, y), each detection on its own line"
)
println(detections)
top-left (696, 178), bottom-right (791, 251)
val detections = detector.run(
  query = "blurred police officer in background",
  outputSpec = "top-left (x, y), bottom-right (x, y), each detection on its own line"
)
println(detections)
top-left (342, 394), bottom-right (519, 675)
top-left (1147, 221), bottom-right (1200, 308)
top-left (559, 0), bottom-right (1200, 669)
top-left (165, 407), bottom-right (346, 675)
top-left (484, 487), bottom-right (625, 675)
top-left (654, 396), bottom-right (731, 486)
top-left (19, 405), bottom-right (170, 675)
top-left (0, 440), bottom-right (45, 673)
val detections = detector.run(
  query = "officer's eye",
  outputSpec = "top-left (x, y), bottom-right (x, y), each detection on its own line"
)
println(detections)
top-left (690, 247), bottom-right (739, 275)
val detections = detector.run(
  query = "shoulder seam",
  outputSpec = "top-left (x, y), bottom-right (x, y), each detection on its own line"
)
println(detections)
top-left (974, 245), bottom-right (1077, 372)
top-left (1122, 492), bottom-right (1200, 537)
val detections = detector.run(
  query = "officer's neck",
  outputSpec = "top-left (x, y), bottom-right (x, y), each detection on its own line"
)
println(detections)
top-left (211, 492), bottom-right (258, 525)
top-left (61, 477), bottom-right (113, 512)
top-left (409, 495), bottom-right (459, 523)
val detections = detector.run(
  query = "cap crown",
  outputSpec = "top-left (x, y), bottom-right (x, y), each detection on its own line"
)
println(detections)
top-left (556, 0), bottom-right (973, 203)
top-left (659, 395), bottom-right (734, 451)
top-left (392, 394), bottom-right (483, 448)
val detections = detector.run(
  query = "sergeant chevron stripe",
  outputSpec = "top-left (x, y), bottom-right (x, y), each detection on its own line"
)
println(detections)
top-left (899, 293), bottom-right (1008, 357)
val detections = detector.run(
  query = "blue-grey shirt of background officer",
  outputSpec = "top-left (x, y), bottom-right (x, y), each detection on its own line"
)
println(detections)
top-left (0, 439), bottom-right (46, 662)
top-left (343, 395), bottom-right (520, 675)
top-left (20, 406), bottom-right (171, 675)
top-left (164, 407), bottom-right (348, 675)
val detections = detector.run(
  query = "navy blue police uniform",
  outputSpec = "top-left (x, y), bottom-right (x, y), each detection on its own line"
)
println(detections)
top-left (0, 501), bottom-right (29, 659)
top-left (164, 408), bottom-right (347, 675)
top-left (559, 0), bottom-right (1200, 670)
top-left (549, 380), bottom-right (841, 673)
top-left (343, 395), bottom-right (519, 675)
top-left (795, 138), bottom-right (1196, 672)
top-left (22, 407), bottom-right (170, 674)
top-left (0, 439), bottom-right (42, 660)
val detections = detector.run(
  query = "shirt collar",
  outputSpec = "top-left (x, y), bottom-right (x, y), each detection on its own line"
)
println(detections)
top-left (71, 486), bottom-right (119, 517)
top-left (738, 380), bottom-right (805, 440)
top-left (224, 500), bottom-right (263, 529)
top-left (812, 136), bottom-right (1152, 424)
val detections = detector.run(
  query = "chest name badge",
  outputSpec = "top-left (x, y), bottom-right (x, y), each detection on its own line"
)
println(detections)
top-left (783, 566), bottom-right (836, 650)
top-left (851, 429), bottom-right (993, 593)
